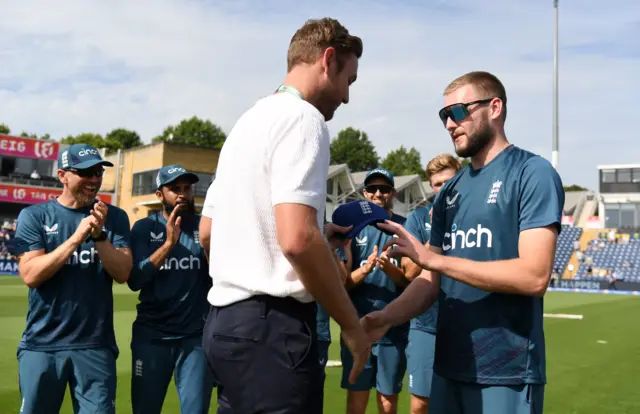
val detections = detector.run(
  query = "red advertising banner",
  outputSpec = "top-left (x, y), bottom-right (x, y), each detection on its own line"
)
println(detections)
top-left (0, 135), bottom-right (59, 161)
top-left (0, 183), bottom-right (113, 205)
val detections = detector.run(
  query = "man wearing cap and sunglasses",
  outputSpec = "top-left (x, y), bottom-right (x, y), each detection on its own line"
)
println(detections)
top-left (127, 164), bottom-right (215, 414)
top-left (340, 167), bottom-right (419, 414)
top-left (11, 143), bottom-right (132, 414)
top-left (362, 71), bottom-right (564, 414)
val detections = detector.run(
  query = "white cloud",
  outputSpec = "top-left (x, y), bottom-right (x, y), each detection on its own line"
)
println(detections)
top-left (0, 0), bottom-right (638, 189)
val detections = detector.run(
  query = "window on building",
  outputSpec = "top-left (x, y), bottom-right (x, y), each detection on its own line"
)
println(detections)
top-left (632, 168), bottom-right (640, 183)
top-left (132, 169), bottom-right (160, 196)
top-left (620, 203), bottom-right (636, 228)
top-left (192, 172), bottom-right (214, 197)
top-left (604, 204), bottom-right (620, 228)
top-left (617, 169), bottom-right (632, 183)
top-left (601, 169), bottom-right (616, 183)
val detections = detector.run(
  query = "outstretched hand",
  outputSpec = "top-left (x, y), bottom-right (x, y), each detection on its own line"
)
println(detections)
top-left (360, 310), bottom-right (392, 344)
top-left (376, 220), bottom-right (436, 269)
top-left (325, 223), bottom-right (353, 250)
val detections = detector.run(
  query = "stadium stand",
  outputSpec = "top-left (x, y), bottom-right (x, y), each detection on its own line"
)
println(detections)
top-left (553, 225), bottom-right (583, 274)
top-left (574, 230), bottom-right (640, 282)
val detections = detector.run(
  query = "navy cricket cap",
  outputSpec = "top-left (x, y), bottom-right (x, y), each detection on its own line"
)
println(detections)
top-left (364, 167), bottom-right (395, 187)
top-left (332, 200), bottom-right (391, 239)
top-left (58, 144), bottom-right (114, 170)
top-left (155, 164), bottom-right (199, 190)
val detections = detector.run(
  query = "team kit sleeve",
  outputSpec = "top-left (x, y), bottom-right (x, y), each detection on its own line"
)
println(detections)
top-left (404, 211), bottom-right (424, 243)
top-left (518, 157), bottom-right (565, 232)
top-left (11, 208), bottom-right (44, 256)
top-left (127, 220), bottom-right (158, 292)
top-left (110, 207), bottom-right (132, 249)
top-left (429, 192), bottom-right (446, 248)
top-left (269, 111), bottom-right (329, 213)
top-left (201, 181), bottom-right (216, 219)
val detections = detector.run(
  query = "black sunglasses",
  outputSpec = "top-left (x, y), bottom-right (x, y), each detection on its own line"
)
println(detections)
top-left (438, 98), bottom-right (497, 127)
top-left (67, 168), bottom-right (105, 178)
top-left (364, 184), bottom-right (393, 194)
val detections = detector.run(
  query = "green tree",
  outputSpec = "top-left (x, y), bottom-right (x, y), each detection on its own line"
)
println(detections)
top-left (153, 116), bottom-right (226, 148)
top-left (330, 127), bottom-right (379, 172)
top-left (20, 131), bottom-right (38, 139)
top-left (381, 145), bottom-right (426, 179)
top-left (0, 123), bottom-right (10, 134)
top-left (60, 133), bottom-right (106, 148)
top-left (104, 128), bottom-right (143, 153)
top-left (564, 184), bottom-right (588, 192)
top-left (460, 158), bottom-right (471, 167)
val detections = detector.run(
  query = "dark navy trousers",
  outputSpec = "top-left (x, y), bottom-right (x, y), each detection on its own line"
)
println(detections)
top-left (203, 295), bottom-right (323, 414)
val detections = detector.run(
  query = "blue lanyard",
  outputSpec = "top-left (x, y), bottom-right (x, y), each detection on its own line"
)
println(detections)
top-left (274, 84), bottom-right (303, 99)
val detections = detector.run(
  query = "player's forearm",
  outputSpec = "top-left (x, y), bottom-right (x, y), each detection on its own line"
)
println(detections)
top-left (285, 231), bottom-right (360, 331)
top-left (383, 270), bottom-right (439, 326)
top-left (95, 241), bottom-right (132, 283)
top-left (403, 258), bottom-right (423, 282)
top-left (332, 250), bottom-right (348, 284)
top-left (148, 241), bottom-right (174, 270)
top-left (382, 264), bottom-right (410, 288)
top-left (19, 236), bottom-right (83, 288)
top-left (346, 267), bottom-right (370, 289)
top-left (429, 255), bottom-right (549, 297)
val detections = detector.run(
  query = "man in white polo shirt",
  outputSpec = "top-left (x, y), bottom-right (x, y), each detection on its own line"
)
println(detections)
top-left (202, 17), bottom-right (369, 414)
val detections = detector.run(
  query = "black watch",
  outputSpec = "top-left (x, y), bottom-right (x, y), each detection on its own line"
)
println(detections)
top-left (91, 231), bottom-right (108, 242)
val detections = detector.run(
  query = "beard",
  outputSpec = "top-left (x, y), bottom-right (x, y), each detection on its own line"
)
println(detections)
top-left (163, 199), bottom-right (196, 217)
top-left (71, 184), bottom-right (99, 207)
top-left (454, 118), bottom-right (493, 159)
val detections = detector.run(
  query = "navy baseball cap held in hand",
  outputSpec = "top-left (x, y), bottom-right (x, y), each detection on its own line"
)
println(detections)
top-left (332, 200), bottom-right (392, 239)
top-left (156, 164), bottom-right (199, 190)
top-left (58, 144), bottom-right (114, 170)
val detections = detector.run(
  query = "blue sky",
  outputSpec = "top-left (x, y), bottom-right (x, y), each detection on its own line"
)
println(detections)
top-left (0, 0), bottom-right (638, 189)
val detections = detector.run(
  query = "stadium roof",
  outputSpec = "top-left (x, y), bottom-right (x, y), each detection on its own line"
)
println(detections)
top-left (563, 191), bottom-right (588, 215)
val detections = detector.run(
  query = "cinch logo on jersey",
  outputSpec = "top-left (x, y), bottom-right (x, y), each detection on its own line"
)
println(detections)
top-left (442, 223), bottom-right (493, 251)
top-left (78, 148), bottom-right (99, 157)
top-left (66, 248), bottom-right (100, 265)
top-left (159, 255), bottom-right (201, 271)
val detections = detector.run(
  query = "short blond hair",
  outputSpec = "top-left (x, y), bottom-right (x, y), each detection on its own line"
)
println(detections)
top-left (287, 18), bottom-right (363, 73)
top-left (425, 154), bottom-right (462, 182)
top-left (444, 71), bottom-right (507, 121)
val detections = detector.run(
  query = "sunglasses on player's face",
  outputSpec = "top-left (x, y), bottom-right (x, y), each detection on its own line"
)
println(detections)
top-left (438, 98), bottom-right (496, 127)
top-left (67, 167), bottom-right (105, 178)
top-left (364, 184), bottom-right (393, 194)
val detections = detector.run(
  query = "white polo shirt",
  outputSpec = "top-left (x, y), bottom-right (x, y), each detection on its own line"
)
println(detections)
top-left (204, 92), bottom-right (330, 307)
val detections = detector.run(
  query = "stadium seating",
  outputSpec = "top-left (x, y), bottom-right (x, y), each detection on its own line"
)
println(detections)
top-left (575, 234), bottom-right (640, 282)
top-left (553, 225), bottom-right (583, 274)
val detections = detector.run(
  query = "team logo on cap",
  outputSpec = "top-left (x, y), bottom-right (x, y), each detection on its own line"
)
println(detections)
top-left (359, 201), bottom-right (372, 215)
top-left (61, 151), bottom-right (69, 168)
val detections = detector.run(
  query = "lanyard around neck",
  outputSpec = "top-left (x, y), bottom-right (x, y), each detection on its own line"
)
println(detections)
top-left (274, 84), bottom-right (303, 100)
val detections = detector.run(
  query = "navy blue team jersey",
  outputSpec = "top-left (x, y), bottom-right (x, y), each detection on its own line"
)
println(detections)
top-left (429, 145), bottom-right (564, 385)
top-left (11, 200), bottom-right (131, 355)
top-left (345, 213), bottom-right (409, 345)
top-left (128, 212), bottom-right (212, 341)
top-left (404, 205), bottom-right (438, 333)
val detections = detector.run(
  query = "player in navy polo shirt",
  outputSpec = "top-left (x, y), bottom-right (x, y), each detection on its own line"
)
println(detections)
top-left (128, 165), bottom-right (214, 414)
top-left (404, 154), bottom-right (461, 414)
top-left (363, 71), bottom-right (564, 414)
top-left (341, 168), bottom-right (420, 414)
top-left (11, 143), bottom-right (132, 414)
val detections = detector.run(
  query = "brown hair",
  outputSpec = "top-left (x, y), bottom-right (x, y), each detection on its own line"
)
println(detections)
top-left (443, 71), bottom-right (507, 121)
top-left (287, 18), bottom-right (363, 72)
top-left (425, 154), bottom-right (462, 182)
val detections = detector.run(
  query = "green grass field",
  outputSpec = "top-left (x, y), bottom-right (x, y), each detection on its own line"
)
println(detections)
top-left (0, 277), bottom-right (639, 413)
